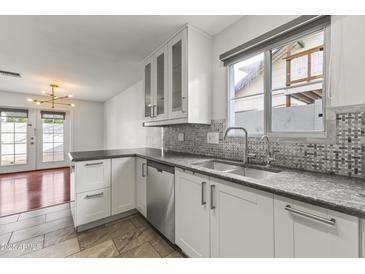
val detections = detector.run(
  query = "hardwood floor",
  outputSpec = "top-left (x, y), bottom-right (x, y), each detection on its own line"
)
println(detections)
top-left (0, 168), bottom-right (70, 217)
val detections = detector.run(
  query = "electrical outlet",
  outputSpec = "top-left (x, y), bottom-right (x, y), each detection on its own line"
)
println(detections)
top-left (178, 133), bottom-right (185, 142)
top-left (207, 132), bottom-right (219, 144)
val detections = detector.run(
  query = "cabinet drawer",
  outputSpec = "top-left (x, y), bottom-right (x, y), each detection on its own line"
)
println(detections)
top-left (76, 159), bottom-right (111, 193)
top-left (76, 188), bottom-right (111, 226)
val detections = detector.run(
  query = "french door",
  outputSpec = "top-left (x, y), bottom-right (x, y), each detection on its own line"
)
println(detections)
top-left (0, 108), bottom-right (70, 174)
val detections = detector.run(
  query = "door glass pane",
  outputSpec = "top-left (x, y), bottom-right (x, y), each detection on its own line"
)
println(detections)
top-left (172, 40), bottom-right (182, 112)
top-left (15, 144), bottom-right (26, 154)
top-left (271, 30), bottom-right (324, 132)
top-left (144, 63), bottom-right (152, 118)
top-left (42, 117), bottom-right (65, 162)
top-left (156, 53), bottom-right (165, 116)
top-left (0, 114), bottom-right (28, 166)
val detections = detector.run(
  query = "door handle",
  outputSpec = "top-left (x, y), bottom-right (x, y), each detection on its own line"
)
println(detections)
top-left (285, 205), bottom-right (336, 226)
top-left (201, 181), bottom-right (207, 205)
top-left (142, 163), bottom-right (146, 178)
top-left (210, 185), bottom-right (216, 210)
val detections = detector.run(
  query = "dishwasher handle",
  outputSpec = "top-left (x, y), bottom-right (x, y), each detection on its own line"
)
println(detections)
top-left (147, 160), bottom-right (175, 174)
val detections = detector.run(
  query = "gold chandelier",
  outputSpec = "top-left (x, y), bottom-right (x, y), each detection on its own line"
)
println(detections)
top-left (27, 84), bottom-right (75, 109)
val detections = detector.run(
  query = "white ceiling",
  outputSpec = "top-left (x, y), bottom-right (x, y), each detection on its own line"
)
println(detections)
top-left (0, 15), bottom-right (242, 102)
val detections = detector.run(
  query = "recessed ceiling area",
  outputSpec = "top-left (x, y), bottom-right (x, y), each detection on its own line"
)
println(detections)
top-left (0, 15), bottom-right (242, 102)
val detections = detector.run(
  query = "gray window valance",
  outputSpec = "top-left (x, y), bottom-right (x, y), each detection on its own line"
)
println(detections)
top-left (219, 15), bottom-right (331, 66)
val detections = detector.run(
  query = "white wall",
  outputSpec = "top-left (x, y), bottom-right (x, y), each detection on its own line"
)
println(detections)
top-left (0, 90), bottom-right (104, 152)
top-left (103, 81), bottom-right (161, 149)
top-left (212, 15), bottom-right (365, 120)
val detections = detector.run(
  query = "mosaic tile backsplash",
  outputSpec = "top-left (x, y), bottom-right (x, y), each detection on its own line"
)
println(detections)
top-left (163, 111), bottom-right (365, 178)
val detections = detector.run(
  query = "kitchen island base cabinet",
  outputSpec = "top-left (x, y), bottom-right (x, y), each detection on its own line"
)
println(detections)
top-left (135, 157), bottom-right (147, 217)
top-left (210, 179), bottom-right (274, 258)
top-left (274, 195), bottom-right (359, 258)
top-left (111, 158), bottom-right (136, 215)
top-left (175, 169), bottom-right (210, 258)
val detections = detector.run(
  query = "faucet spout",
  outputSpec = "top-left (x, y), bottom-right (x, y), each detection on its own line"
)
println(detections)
top-left (224, 127), bottom-right (249, 165)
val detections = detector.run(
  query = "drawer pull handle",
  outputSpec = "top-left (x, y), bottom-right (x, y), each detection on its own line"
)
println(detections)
top-left (201, 181), bottom-right (207, 205)
top-left (85, 162), bottom-right (103, 167)
top-left (285, 205), bottom-right (336, 226)
top-left (85, 192), bottom-right (104, 199)
top-left (210, 185), bottom-right (216, 210)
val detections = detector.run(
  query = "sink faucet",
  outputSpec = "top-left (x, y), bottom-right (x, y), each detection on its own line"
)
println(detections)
top-left (224, 127), bottom-right (254, 165)
top-left (260, 134), bottom-right (274, 166)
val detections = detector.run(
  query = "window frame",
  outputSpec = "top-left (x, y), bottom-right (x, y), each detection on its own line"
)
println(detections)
top-left (227, 24), bottom-right (331, 139)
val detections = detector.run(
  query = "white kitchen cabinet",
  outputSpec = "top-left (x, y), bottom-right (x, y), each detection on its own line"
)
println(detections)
top-left (111, 157), bottom-right (136, 215)
top-left (76, 187), bottom-right (111, 226)
top-left (175, 169), bottom-right (211, 258)
top-left (210, 178), bottom-right (274, 258)
top-left (143, 24), bottom-right (212, 126)
top-left (75, 159), bottom-right (111, 193)
top-left (135, 157), bottom-right (147, 217)
top-left (274, 195), bottom-right (359, 258)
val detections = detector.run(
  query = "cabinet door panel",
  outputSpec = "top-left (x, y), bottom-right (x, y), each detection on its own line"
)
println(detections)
top-left (153, 46), bottom-right (168, 121)
top-left (168, 30), bottom-right (187, 119)
top-left (274, 195), bottom-right (359, 258)
top-left (135, 157), bottom-right (147, 217)
top-left (210, 179), bottom-right (274, 258)
top-left (111, 157), bottom-right (136, 215)
top-left (144, 57), bottom-right (153, 121)
top-left (175, 169), bottom-right (210, 258)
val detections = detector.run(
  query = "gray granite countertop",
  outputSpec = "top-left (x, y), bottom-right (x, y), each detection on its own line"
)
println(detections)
top-left (69, 148), bottom-right (365, 218)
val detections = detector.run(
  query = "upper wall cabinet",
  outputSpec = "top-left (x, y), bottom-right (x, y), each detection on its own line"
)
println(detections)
top-left (143, 25), bottom-right (212, 126)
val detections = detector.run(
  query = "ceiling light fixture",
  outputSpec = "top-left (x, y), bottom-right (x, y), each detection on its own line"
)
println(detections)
top-left (27, 84), bottom-right (75, 109)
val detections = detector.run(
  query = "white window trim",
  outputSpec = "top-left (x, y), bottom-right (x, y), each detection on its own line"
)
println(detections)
top-left (226, 24), bottom-right (331, 140)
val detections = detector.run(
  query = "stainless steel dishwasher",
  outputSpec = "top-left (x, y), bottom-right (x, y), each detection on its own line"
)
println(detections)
top-left (146, 160), bottom-right (175, 243)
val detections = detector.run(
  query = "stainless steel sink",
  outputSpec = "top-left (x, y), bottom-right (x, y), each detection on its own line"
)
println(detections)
top-left (191, 159), bottom-right (280, 180)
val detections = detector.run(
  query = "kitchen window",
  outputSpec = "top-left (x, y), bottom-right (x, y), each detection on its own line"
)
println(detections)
top-left (224, 16), bottom-right (330, 137)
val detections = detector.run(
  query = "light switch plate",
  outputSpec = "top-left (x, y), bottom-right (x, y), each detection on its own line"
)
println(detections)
top-left (207, 132), bottom-right (219, 144)
top-left (178, 133), bottom-right (185, 142)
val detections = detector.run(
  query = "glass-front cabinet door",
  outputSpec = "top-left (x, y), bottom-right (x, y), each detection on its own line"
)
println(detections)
top-left (143, 57), bottom-right (153, 121)
top-left (168, 29), bottom-right (187, 119)
top-left (153, 46), bottom-right (168, 121)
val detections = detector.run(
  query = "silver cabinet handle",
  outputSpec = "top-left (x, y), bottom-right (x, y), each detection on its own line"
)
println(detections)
top-left (210, 185), bottom-right (216, 210)
top-left (153, 105), bottom-right (157, 117)
top-left (85, 192), bottom-right (104, 199)
top-left (285, 205), bottom-right (336, 226)
top-left (85, 162), bottom-right (103, 167)
top-left (142, 163), bottom-right (146, 178)
top-left (148, 104), bottom-right (153, 118)
top-left (201, 181), bottom-right (207, 205)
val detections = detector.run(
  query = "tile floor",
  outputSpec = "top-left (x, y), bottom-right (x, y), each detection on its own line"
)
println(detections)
top-left (0, 203), bottom-right (185, 258)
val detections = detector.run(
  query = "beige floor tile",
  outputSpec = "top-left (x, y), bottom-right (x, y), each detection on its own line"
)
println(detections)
top-left (68, 240), bottom-right (119, 258)
top-left (46, 208), bottom-right (71, 223)
top-left (18, 203), bottom-right (70, 220)
top-left (150, 235), bottom-right (175, 257)
top-left (0, 214), bottom-right (19, 225)
top-left (118, 242), bottom-right (161, 258)
top-left (10, 216), bottom-right (73, 243)
top-left (128, 214), bottom-right (150, 229)
top-left (0, 235), bottom-right (44, 258)
top-left (78, 219), bottom-right (136, 250)
top-left (0, 215), bottom-right (46, 235)
top-left (44, 225), bottom-right (77, 248)
top-left (22, 237), bottom-right (79, 258)
top-left (113, 226), bottom-right (159, 253)
top-left (165, 250), bottom-right (185, 258)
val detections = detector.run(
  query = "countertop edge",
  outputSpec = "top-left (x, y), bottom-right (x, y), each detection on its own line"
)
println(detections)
top-left (69, 151), bottom-right (365, 219)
